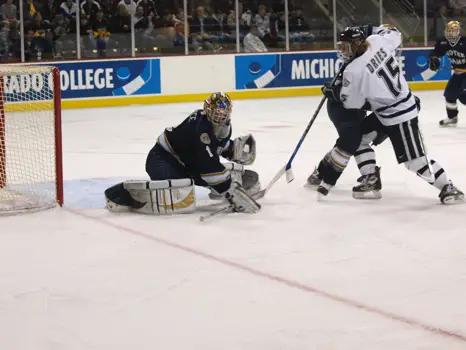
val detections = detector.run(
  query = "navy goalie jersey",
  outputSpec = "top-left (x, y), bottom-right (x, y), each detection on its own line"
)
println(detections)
top-left (431, 36), bottom-right (466, 71)
top-left (157, 109), bottom-right (234, 193)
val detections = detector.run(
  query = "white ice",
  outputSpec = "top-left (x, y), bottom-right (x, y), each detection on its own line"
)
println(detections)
top-left (1, 90), bottom-right (466, 350)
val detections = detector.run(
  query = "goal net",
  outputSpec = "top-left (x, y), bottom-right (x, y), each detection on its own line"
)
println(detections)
top-left (0, 65), bottom-right (63, 215)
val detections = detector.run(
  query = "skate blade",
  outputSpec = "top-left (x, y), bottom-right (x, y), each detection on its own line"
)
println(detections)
top-left (439, 123), bottom-right (458, 128)
top-left (352, 190), bottom-right (382, 200)
top-left (441, 193), bottom-right (465, 205)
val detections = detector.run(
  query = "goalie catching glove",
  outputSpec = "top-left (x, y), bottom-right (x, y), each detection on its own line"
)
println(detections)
top-left (231, 134), bottom-right (256, 165)
top-left (224, 181), bottom-right (261, 213)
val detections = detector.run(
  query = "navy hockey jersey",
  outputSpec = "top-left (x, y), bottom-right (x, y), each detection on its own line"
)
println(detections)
top-left (431, 36), bottom-right (466, 72)
top-left (157, 109), bottom-right (234, 194)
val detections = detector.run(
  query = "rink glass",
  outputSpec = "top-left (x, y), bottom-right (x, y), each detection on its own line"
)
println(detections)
top-left (0, 0), bottom-right (447, 62)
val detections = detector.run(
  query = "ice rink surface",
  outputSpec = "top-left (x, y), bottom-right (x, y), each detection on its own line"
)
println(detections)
top-left (1, 90), bottom-right (466, 349)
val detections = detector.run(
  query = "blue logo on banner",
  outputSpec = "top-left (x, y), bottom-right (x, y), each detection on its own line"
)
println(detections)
top-left (2, 58), bottom-right (161, 101)
top-left (236, 55), bottom-right (282, 89)
top-left (404, 50), bottom-right (452, 81)
top-left (235, 52), bottom-right (343, 90)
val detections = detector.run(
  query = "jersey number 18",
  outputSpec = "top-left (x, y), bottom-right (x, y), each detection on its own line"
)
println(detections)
top-left (376, 56), bottom-right (402, 97)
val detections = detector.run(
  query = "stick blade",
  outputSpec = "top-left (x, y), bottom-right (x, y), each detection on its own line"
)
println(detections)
top-left (285, 168), bottom-right (294, 183)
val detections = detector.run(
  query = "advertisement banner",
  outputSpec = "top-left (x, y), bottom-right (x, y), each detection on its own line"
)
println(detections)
top-left (402, 49), bottom-right (452, 81)
top-left (2, 58), bottom-right (161, 100)
top-left (235, 49), bottom-right (452, 90)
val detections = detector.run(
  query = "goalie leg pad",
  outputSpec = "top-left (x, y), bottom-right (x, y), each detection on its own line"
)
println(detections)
top-left (104, 182), bottom-right (134, 213)
top-left (106, 179), bottom-right (196, 215)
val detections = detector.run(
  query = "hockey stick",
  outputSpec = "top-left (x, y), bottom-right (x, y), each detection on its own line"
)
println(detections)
top-left (199, 204), bottom-right (233, 222)
top-left (264, 64), bottom-right (348, 191)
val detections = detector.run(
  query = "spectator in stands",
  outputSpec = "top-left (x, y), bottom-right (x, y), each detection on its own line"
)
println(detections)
top-left (29, 11), bottom-right (53, 56)
top-left (118, 0), bottom-right (136, 16)
top-left (91, 9), bottom-right (109, 57)
top-left (52, 13), bottom-right (70, 57)
top-left (189, 6), bottom-right (215, 51)
top-left (253, 4), bottom-right (270, 38)
top-left (24, 0), bottom-right (39, 22)
top-left (133, 5), bottom-right (158, 51)
top-left (0, 21), bottom-right (10, 60)
top-left (449, 0), bottom-right (466, 15)
top-left (60, 0), bottom-right (76, 22)
top-left (78, 12), bottom-right (93, 50)
top-left (243, 24), bottom-right (267, 52)
top-left (110, 2), bottom-right (131, 52)
top-left (24, 28), bottom-right (38, 60)
top-left (137, 0), bottom-right (156, 17)
top-left (289, 7), bottom-right (313, 44)
top-left (80, 0), bottom-right (100, 20)
top-left (212, 6), bottom-right (231, 43)
top-left (0, 0), bottom-right (17, 23)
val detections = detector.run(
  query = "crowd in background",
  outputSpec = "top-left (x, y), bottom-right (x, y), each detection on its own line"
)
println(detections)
top-left (0, 0), bottom-right (464, 61)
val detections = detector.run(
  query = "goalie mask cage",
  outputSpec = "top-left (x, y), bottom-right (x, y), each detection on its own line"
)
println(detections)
top-left (0, 66), bottom-right (63, 215)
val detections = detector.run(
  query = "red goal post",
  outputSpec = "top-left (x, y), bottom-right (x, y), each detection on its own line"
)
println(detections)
top-left (0, 65), bottom-right (63, 215)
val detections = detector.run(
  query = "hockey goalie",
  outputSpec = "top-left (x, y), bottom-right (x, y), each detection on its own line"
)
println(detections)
top-left (104, 92), bottom-right (262, 215)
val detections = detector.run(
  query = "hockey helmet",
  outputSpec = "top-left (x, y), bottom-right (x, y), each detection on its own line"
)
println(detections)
top-left (204, 92), bottom-right (233, 125)
top-left (337, 27), bottom-right (366, 61)
top-left (445, 21), bottom-right (461, 46)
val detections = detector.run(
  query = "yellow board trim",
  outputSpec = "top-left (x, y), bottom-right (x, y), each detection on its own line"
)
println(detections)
top-left (4, 81), bottom-right (448, 112)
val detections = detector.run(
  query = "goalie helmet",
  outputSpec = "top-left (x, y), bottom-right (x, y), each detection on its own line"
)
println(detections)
top-left (204, 92), bottom-right (233, 126)
top-left (445, 21), bottom-right (461, 46)
top-left (337, 27), bottom-right (366, 61)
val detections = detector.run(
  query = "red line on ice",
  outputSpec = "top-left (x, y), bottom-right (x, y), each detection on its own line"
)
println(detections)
top-left (68, 208), bottom-right (466, 344)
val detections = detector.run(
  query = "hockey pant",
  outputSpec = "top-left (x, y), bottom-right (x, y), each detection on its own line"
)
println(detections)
top-left (317, 100), bottom-right (366, 186)
top-left (354, 113), bottom-right (450, 190)
top-left (444, 73), bottom-right (466, 119)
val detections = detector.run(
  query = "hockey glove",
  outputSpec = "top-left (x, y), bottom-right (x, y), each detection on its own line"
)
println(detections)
top-left (232, 134), bottom-right (256, 165)
top-left (429, 56), bottom-right (440, 71)
top-left (414, 95), bottom-right (421, 111)
top-left (224, 181), bottom-right (261, 213)
top-left (358, 24), bottom-right (375, 38)
top-left (322, 82), bottom-right (341, 101)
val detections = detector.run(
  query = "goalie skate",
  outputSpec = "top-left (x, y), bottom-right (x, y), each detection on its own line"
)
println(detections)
top-left (352, 167), bottom-right (382, 200)
top-left (439, 183), bottom-right (464, 204)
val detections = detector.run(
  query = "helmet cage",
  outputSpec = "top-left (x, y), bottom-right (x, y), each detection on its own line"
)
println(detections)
top-left (204, 93), bottom-right (232, 125)
top-left (445, 21), bottom-right (461, 46)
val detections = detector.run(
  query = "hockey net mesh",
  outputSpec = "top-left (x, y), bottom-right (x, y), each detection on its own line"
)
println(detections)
top-left (0, 66), bottom-right (60, 215)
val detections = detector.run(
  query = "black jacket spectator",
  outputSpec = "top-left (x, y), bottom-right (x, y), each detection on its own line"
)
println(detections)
top-left (136, 0), bottom-right (157, 17)
top-left (212, 12), bottom-right (229, 34)
top-left (80, 0), bottom-right (100, 20)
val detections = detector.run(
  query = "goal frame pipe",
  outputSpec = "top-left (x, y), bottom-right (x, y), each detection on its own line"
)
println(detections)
top-left (0, 76), bottom-right (5, 188)
top-left (53, 68), bottom-right (64, 206)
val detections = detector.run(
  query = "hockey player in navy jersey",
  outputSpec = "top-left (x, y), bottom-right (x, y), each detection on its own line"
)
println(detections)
top-left (429, 21), bottom-right (466, 126)
top-left (321, 25), bottom-right (464, 204)
top-left (104, 92), bottom-right (261, 215)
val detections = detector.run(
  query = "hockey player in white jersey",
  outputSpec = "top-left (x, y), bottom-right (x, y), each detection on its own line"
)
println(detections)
top-left (322, 25), bottom-right (464, 204)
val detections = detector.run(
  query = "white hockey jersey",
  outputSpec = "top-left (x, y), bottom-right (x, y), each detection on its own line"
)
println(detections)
top-left (340, 28), bottom-right (418, 126)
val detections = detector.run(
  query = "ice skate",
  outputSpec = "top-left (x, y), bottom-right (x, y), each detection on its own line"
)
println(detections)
top-left (317, 182), bottom-right (332, 200)
top-left (439, 183), bottom-right (464, 204)
top-left (305, 167), bottom-right (322, 188)
top-left (439, 116), bottom-right (458, 127)
top-left (352, 166), bottom-right (382, 200)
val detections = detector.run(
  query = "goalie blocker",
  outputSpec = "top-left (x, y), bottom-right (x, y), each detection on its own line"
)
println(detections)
top-left (105, 163), bottom-right (261, 215)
